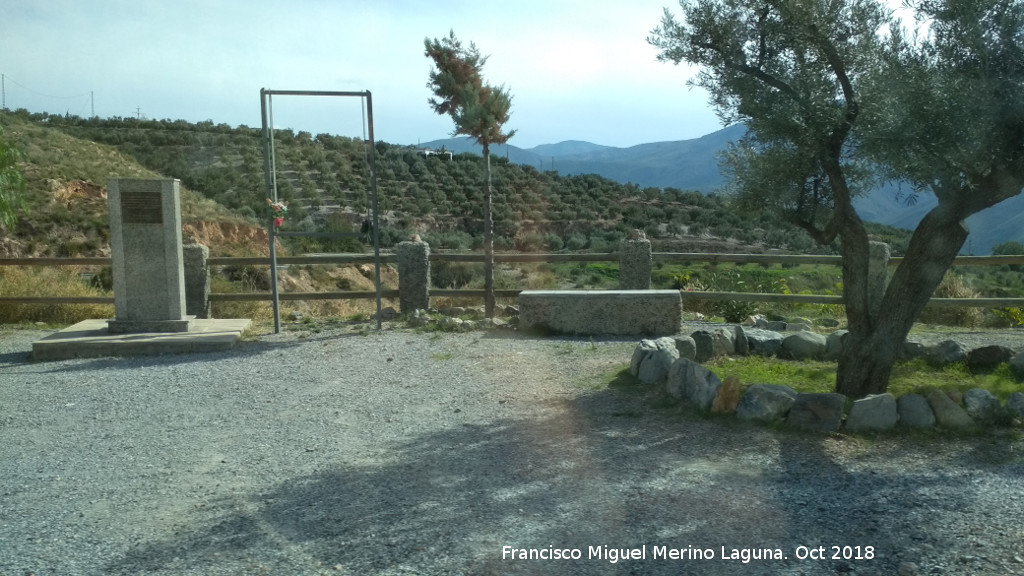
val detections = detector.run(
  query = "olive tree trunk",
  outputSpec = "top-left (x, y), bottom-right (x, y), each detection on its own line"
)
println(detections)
top-left (836, 205), bottom-right (969, 397)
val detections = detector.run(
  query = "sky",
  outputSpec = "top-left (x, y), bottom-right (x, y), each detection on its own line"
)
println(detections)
top-left (0, 0), bottom-right (724, 149)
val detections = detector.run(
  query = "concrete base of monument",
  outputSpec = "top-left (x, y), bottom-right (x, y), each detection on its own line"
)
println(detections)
top-left (31, 318), bottom-right (252, 361)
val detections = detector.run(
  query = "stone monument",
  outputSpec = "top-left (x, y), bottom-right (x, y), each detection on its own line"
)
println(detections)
top-left (106, 178), bottom-right (194, 333)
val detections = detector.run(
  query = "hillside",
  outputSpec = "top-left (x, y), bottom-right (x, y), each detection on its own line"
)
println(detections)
top-left (425, 125), bottom-right (1024, 255)
top-left (0, 109), bottom-right (914, 260)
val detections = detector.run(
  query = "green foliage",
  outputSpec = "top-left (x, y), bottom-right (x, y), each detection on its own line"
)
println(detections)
top-left (712, 300), bottom-right (758, 323)
top-left (0, 125), bottom-right (28, 227)
top-left (424, 31), bottom-right (515, 148)
top-left (992, 307), bottom-right (1024, 328)
top-left (651, 0), bottom-right (888, 239)
top-left (992, 241), bottom-right (1024, 256)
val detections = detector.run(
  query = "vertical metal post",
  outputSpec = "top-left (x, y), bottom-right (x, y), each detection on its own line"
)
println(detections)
top-left (260, 89), bottom-right (282, 333)
top-left (366, 91), bottom-right (383, 330)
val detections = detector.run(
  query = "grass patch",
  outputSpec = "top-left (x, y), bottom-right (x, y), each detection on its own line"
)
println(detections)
top-left (430, 352), bottom-right (455, 361)
top-left (704, 355), bottom-right (1021, 400)
top-left (888, 359), bottom-right (1021, 401)
top-left (706, 357), bottom-right (837, 393)
top-left (0, 266), bottom-right (114, 324)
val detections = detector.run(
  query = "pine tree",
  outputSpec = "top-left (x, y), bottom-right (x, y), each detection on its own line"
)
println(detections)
top-left (425, 31), bottom-right (515, 318)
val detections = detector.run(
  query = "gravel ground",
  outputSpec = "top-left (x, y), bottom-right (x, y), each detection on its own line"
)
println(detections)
top-left (1, 323), bottom-right (1023, 576)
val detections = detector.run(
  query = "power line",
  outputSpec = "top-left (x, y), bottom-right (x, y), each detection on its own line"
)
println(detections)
top-left (2, 73), bottom-right (91, 100)
top-left (2, 73), bottom-right (94, 117)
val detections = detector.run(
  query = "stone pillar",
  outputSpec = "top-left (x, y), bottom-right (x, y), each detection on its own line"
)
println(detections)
top-left (867, 241), bottom-right (890, 317)
top-left (397, 239), bottom-right (430, 312)
top-left (183, 244), bottom-right (210, 319)
top-left (619, 234), bottom-right (652, 290)
top-left (106, 179), bottom-right (193, 333)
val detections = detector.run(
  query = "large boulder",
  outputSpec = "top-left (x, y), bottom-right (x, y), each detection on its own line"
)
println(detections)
top-left (1007, 392), bottom-right (1024, 420)
top-left (897, 393), bottom-right (935, 429)
top-left (966, 345), bottom-right (1015, 373)
top-left (674, 335), bottom-right (697, 361)
top-left (708, 327), bottom-right (736, 356)
top-left (786, 393), bottom-right (847, 431)
top-left (901, 340), bottom-right (928, 361)
top-left (736, 384), bottom-right (798, 422)
top-left (630, 337), bottom-right (680, 384)
top-left (962, 388), bottom-right (1000, 421)
top-left (1010, 351), bottom-right (1024, 380)
top-left (732, 325), bottom-right (749, 356)
top-left (691, 330), bottom-right (715, 363)
top-left (824, 330), bottom-right (848, 361)
top-left (780, 332), bottom-right (827, 360)
top-left (926, 340), bottom-right (968, 367)
top-left (690, 328), bottom-right (734, 362)
top-left (926, 389), bottom-right (975, 429)
top-left (743, 328), bottom-right (784, 357)
top-left (845, 393), bottom-right (898, 432)
top-left (666, 358), bottom-right (722, 410)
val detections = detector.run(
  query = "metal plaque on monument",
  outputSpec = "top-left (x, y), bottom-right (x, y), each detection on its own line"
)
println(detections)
top-left (106, 179), bottom-right (194, 333)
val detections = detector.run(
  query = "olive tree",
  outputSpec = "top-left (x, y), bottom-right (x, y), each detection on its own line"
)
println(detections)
top-left (425, 31), bottom-right (515, 318)
top-left (650, 0), bottom-right (1024, 397)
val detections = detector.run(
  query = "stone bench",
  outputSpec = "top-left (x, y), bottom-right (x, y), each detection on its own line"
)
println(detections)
top-left (518, 290), bottom-right (682, 336)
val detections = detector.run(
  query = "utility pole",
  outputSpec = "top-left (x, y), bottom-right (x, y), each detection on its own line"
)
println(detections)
top-left (91, 91), bottom-right (94, 117)
top-left (2, 74), bottom-right (5, 110)
top-left (135, 106), bottom-right (142, 119)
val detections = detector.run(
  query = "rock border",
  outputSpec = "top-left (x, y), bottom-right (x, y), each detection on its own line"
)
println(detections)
top-left (630, 330), bottom-right (1024, 433)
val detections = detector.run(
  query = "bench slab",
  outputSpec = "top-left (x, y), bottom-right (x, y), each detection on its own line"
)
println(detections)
top-left (518, 290), bottom-right (682, 336)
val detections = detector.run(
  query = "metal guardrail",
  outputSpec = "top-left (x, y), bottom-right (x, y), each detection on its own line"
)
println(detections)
top-left (4, 253), bottom-right (1024, 308)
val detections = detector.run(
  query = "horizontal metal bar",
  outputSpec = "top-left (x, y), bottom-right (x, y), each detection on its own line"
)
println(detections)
top-left (0, 257), bottom-right (111, 266)
top-left (208, 254), bottom-right (396, 266)
top-left (0, 296), bottom-right (114, 304)
top-left (7, 253), bottom-right (1024, 268)
top-left (680, 291), bottom-right (843, 304)
top-left (430, 289), bottom-right (522, 298)
top-left (273, 232), bottom-right (364, 238)
top-left (262, 89), bottom-right (369, 98)
top-left (937, 255), bottom-right (1024, 266)
top-left (431, 253), bottom-right (618, 263)
top-left (654, 253), bottom-right (841, 265)
top-left (209, 290), bottom-right (398, 302)
top-left (925, 297), bottom-right (1024, 307)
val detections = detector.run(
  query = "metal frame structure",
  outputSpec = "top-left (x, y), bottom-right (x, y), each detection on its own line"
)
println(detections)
top-left (260, 88), bottom-right (383, 333)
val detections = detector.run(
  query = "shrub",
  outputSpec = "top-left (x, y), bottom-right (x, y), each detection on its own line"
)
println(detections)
top-left (222, 265), bottom-right (271, 291)
top-left (544, 233), bottom-right (564, 252)
top-left (431, 261), bottom-right (483, 288)
top-left (0, 266), bottom-right (114, 324)
top-left (918, 273), bottom-right (983, 327)
top-left (714, 299), bottom-right (759, 323)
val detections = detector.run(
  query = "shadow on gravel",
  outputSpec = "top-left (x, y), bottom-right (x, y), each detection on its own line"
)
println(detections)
top-left (0, 349), bottom-right (31, 367)
top-left (102, 388), bottom-right (1006, 576)
top-left (2, 331), bottom-right (371, 374)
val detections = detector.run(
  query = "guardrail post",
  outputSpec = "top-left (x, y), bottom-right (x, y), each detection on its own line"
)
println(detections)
top-left (620, 232), bottom-right (652, 290)
top-left (397, 237), bottom-right (430, 312)
top-left (183, 243), bottom-right (211, 319)
top-left (868, 241), bottom-right (890, 317)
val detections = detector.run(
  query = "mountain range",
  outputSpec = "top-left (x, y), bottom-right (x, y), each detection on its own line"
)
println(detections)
top-left (419, 126), bottom-right (1024, 255)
